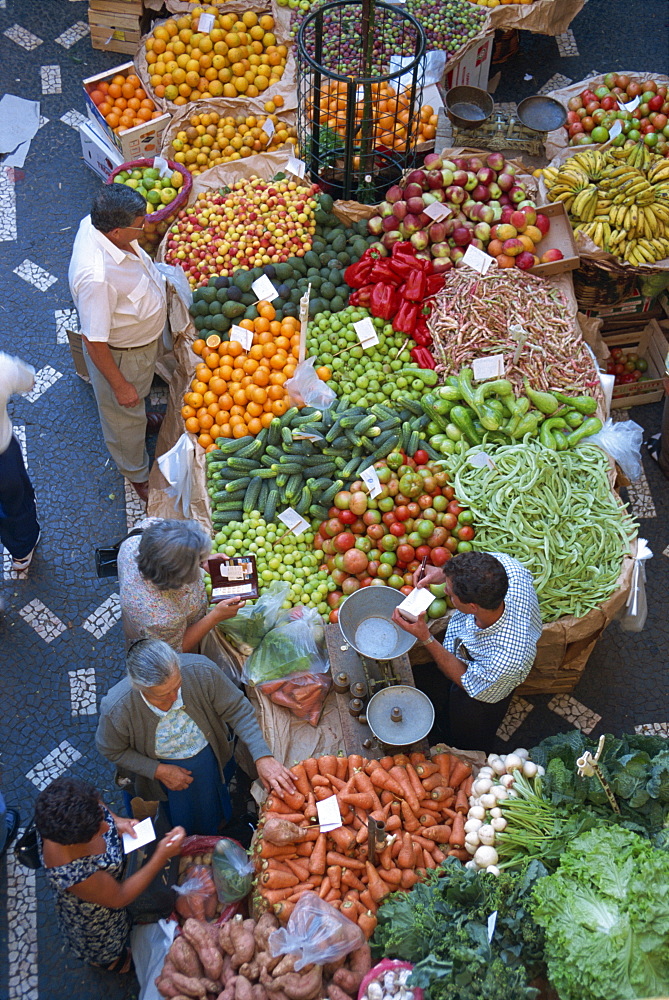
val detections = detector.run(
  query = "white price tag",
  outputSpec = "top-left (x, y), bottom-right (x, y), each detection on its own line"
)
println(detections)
top-left (356, 87), bottom-right (365, 102)
top-left (354, 317), bottom-right (379, 348)
top-left (230, 325), bottom-right (253, 352)
top-left (469, 450), bottom-right (496, 471)
top-left (252, 274), bottom-right (279, 302)
top-left (153, 155), bottom-right (170, 177)
top-left (263, 117), bottom-right (275, 144)
top-left (197, 12), bottom-right (216, 32)
top-left (316, 795), bottom-right (343, 832)
top-left (609, 120), bottom-right (623, 139)
top-left (424, 201), bottom-right (452, 222)
top-left (472, 355), bottom-right (504, 381)
top-left (286, 155), bottom-right (306, 179)
top-left (360, 464), bottom-right (382, 498)
top-left (462, 245), bottom-right (493, 274)
top-left (278, 507), bottom-right (309, 536)
top-left (487, 911), bottom-right (498, 943)
top-left (622, 95), bottom-right (640, 112)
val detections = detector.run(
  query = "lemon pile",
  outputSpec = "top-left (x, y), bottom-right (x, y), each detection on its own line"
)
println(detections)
top-left (170, 105), bottom-right (297, 172)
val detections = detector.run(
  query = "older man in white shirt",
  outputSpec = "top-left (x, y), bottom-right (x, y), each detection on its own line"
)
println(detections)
top-left (0, 352), bottom-right (40, 571)
top-left (69, 186), bottom-right (167, 504)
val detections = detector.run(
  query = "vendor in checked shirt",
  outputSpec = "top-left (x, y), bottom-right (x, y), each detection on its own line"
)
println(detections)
top-left (392, 551), bottom-right (541, 753)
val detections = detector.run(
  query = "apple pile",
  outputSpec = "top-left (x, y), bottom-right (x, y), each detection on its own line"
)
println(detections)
top-left (367, 152), bottom-right (537, 271)
top-left (163, 176), bottom-right (320, 287)
top-left (565, 74), bottom-right (669, 151)
top-left (313, 451), bottom-right (476, 623)
top-left (605, 347), bottom-right (650, 386)
top-left (486, 206), bottom-right (563, 270)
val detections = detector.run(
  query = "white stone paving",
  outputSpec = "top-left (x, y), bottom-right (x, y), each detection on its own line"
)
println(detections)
top-left (634, 722), bottom-right (669, 737)
top-left (3, 24), bottom-right (43, 50)
top-left (125, 478), bottom-right (147, 527)
top-left (60, 109), bottom-right (87, 130)
top-left (25, 740), bottom-right (83, 791)
top-left (555, 28), bottom-right (579, 56)
top-left (55, 307), bottom-right (78, 345)
top-left (38, 115), bottom-right (49, 129)
top-left (13, 258), bottom-right (58, 291)
top-left (82, 593), bottom-right (121, 639)
top-left (40, 65), bottom-right (62, 95)
top-left (497, 695), bottom-right (534, 741)
top-left (25, 364), bottom-right (63, 402)
top-left (55, 21), bottom-right (90, 48)
top-left (0, 166), bottom-right (17, 242)
top-left (626, 464), bottom-right (657, 518)
top-left (538, 73), bottom-right (573, 95)
top-left (547, 694), bottom-right (601, 734)
top-left (69, 667), bottom-right (98, 716)
top-left (6, 840), bottom-right (38, 1000)
top-left (18, 598), bottom-right (67, 643)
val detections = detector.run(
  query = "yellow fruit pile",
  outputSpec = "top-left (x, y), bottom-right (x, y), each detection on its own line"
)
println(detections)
top-left (145, 8), bottom-right (288, 105)
top-left (170, 104), bottom-right (297, 174)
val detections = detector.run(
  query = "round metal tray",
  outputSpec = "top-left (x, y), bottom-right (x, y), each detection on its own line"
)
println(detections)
top-left (367, 685), bottom-right (435, 746)
top-left (517, 95), bottom-right (567, 133)
top-left (338, 586), bottom-right (416, 659)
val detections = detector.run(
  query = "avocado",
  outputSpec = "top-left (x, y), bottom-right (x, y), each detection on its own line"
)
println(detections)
top-left (201, 286), bottom-right (217, 303)
top-left (284, 277), bottom-right (296, 290)
top-left (319, 252), bottom-right (332, 266)
top-left (241, 292), bottom-right (256, 306)
top-left (309, 275), bottom-right (323, 290)
top-left (330, 295), bottom-right (346, 313)
top-left (222, 300), bottom-right (245, 319)
top-left (277, 284), bottom-right (291, 300)
top-left (196, 300), bottom-right (209, 317)
top-left (355, 220), bottom-right (369, 236)
top-left (329, 268), bottom-right (344, 286)
top-left (309, 297), bottom-right (326, 317)
top-left (215, 275), bottom-right (229, 288)
top-left (337, 252), bottom-right (351, 265)
top-left (331, 233), bottom-right (347, 253)
top-left (234, 271), bottom-right (253, 293)
top-left (290, 288), bottom-right (302, 304)
top-left (274, 262), bottom-right (293, 281)
top-left (208, 299), bottom-right (222, 315)
top-left (193, 315), bottom-right (206, 330)
top-left (307, 267), bottom-right (320, 278)
top-left (319, 193), bottom-right (334, 213)
top-left (264, 264), bottom-right (276, 279)
top-left (311, 239), bottom-right (326, 254)
top-left (304, 250), bottom-right (321, 269)
top-left (227, 285), bottom-right (242, 302)
top-left (244, 304), bottom-right (259, 321)
top-left (283, 302), bottom-right (299, 318)
top-left (211, 313), bottom-right (228, 332)
top-left (314, 209), bottom-right (331, 226)
top-left (287, 256), bottom-right (307, 276)
top-left (216, 287), bottom-right (229, 303)
top-left (320, 281), bottom-right (336, 300)
top-left (325, 228), bottom-right (339, 243)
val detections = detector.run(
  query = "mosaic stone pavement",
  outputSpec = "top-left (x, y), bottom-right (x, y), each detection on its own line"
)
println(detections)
top-left (0, 1), bottom-right (667, 998)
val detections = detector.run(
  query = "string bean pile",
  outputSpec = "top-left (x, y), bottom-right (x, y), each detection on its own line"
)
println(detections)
top-left (428, 267), bottom-right (599, 397)
top-left (444, 441), bottom-right (637, 622)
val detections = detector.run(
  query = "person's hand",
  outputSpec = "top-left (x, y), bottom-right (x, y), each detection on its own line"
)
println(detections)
top-left (114, 816), bottom-right (140, 839)
top-left (213, 597), bottom-right (246, 622)
top-left (413, 564), bottom-right (445, 589)
top-left (155, 826), bottom-right (186, 861)
top-left (392, 607), bottom-right (431, 642)
top-left (155, 763), bottom-right (193, 790)
top-left (113, 379), bottom-right (140, 408)
top-left (256, 757), bottom-right (297, 798)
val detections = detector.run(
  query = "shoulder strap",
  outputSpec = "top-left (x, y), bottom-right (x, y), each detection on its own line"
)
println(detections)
top-left (115, 527), bottom-right (144, 551)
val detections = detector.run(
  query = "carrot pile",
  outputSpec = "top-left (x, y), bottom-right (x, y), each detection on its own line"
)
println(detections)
top-left (252, 750), bottom-right (474, 939)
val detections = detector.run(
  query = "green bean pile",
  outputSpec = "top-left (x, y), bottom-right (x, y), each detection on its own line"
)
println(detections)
top-left (445, 441), bottom-right (637, 622)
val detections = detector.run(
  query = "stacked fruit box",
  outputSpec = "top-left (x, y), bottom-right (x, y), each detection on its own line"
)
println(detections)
top-left (88, 0), bottom-right (144, 54)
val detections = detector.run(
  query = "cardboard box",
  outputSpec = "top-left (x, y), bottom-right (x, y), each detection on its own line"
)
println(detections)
top-left (585, 294), bottom-right (653, 318)
top-left (79, 119), bottom-right (125, 179)
top-left (83, 62), bottom-right (171, 159)
top-left (443, 33), bottom-right (494, 90)
top-left (527, 202), bottom-right (579, 277)
top-left (604, 320), bottom-right (669, 408)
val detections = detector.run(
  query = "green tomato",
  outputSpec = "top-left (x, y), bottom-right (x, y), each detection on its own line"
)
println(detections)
top-left (380, 551), bottom-right (397, 566)
top-left (427, 598), bottom-right (447, 619)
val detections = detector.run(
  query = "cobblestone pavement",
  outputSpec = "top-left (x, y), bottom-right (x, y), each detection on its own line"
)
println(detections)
top-left (0, 2), bottom-right (667, 998)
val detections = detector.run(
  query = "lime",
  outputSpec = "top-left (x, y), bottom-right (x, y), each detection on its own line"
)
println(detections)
top-left (146, 189), bottom-right (162, 205)
top-left (124, 178), bottom-right (139, 189)
top-left (144, 167), bottom-right (160, 180)
top-left (160, 187), bottom-right (177, 205)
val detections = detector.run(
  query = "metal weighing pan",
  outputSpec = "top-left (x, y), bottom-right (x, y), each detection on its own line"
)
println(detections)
top-left (517, 96), bottom-right (568, 133)
top-left (338, 586), bottom-right (417, 659)
top-left (367, 685), bottom-right (435, 746)
top-left (445, 85), bottom-right (494, 130)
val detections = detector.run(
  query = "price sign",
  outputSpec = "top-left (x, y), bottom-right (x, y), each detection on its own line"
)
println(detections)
top-left (153, 155), bottom-right (170, 177)
top-left (286, 155), bottom-right (306, 179)
top-left (230, 325), bottom-right (253, 352)
top-left (353, 317), bottom-right (379, 348)
top-left (252, 274), bottom-right (279, 302)
top-left (198, 12), bottom-right (216, 32)
top-left (472, 355), bottom-right (504, 380)
top-left (487, 911), bottom-right (498, 943)
top-left (360, 465), bottom-right (382, 498)
top-left (622, 95), bottom-right (640, 112)
top-left (278, 507), bottom-right (309, 536)
top-left (469, 451), bottom-right (496, 471)
top-left (609, 120), bottom-right (623, 138)
top-left (462, 244), bottom-right (493, 274)
top-left (263, 118), bottom-right (275, 143)
top-left (424, 201), bottom-right (452, 221)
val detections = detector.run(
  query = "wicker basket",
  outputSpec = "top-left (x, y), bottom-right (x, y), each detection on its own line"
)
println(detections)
top-left (573, 257), bottom-right (638, 310)
top-left (106, 158), bottom-right (192, 257)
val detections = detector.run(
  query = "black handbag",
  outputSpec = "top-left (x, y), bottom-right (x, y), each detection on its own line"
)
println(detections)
top-left (95, 527), bottom-right (144, 578)
top-left (14, 817), bottom-right (41, 870)
top-left (124, 806), bottom-right (179, 924)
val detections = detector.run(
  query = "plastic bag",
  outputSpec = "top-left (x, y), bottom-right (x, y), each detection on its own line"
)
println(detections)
top-left (358, 959), bottom-right (424, 1000)
top-left (243, 615), bottom-right (328, 686)
top-left (261, 671), bottom-right (332, 726)
top-left (157, 432), bottom-right (195, 517)
top-left (218, 580), bottom-right (290, 654)
top-left (269, 894), bottom-right (364, 971)
top-left (173, 865), bottom-right (218, 921)
top-left (130, 919), bottom-right (178, 1000)
top-left (281, 605), bottom-right (326, 646)
top-left (155, 261), bottom-right (193, 311)
top-left (619, 538), bottom-right (652, 632)
top-left (285, 356), bottom-right (337, 409)
top-left (585, 417), bottom-right (644, 480)
top-left (211, 838), bottom-right (254, 904)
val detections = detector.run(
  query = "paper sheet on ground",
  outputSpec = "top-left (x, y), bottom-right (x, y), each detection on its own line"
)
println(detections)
top-left (0, 95), bottom-right (41, 167)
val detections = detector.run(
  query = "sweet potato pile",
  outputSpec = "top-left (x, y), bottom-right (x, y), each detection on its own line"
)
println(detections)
top-left (253, 751), bottom-right (473, 938)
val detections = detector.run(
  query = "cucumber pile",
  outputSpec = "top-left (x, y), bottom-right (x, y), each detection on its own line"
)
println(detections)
top-left (206, 395), bottom-right (431, 527)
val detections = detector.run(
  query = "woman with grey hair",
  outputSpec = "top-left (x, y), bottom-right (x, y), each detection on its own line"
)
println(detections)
top-left (96, 639), bottom-right (296, 835)
top-left (118, 517), bottom-right (242, 652)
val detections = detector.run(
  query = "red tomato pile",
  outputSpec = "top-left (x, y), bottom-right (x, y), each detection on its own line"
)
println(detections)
top-left (313, 450), bottom-right (476, 622)
top-left (605, 346), bottom-right (650, 386)
top-left (565, 74), bottom-right (669, 150)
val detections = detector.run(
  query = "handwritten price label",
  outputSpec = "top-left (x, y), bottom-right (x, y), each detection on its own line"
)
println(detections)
top-left (229, 325), bottom-right (253, 352)
top-left (462, 245), bottom-right (493, 274)
top-left (353, 318), bottom-right (379, 348)
top-left (286, 155), bottom-right (306, 179)
top-left (424, 202), bottom-right (452, 221)
top-left (198, 12), bottom-right (215, 32)
top-left (360, 465), bottom-right (382, 498)
top-left (278, 507), bottom-right (309, 536)
top-left (252, 274), bottom-right (279, 302)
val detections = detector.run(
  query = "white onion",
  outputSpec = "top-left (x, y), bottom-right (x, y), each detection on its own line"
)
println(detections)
top-left (491, 757), bottom-right (507, 776)
top-left (464, 818), bottom-right (483, 834)
top-left (465, 841), bottom-right (477, 854)
top-left (523, 760), bottom-right (538, 778)
top-left (469, 805), bottom-right (486, 820)
top-left (478, 766), bottom-right (494, 779)
top-left (491, 816), bottom-right (507, 832)
top-left (474, 845), bottom-right (499, 868)
top-left (464, 860), bottom-right (478, 870)
top-left (479, 793), bottom-right (496, 809)
top-left (504, 753), bottom-right (523, 772)
top-left (490, 807), bottom-right (502, 819)
top-left (486, 754), bottom-right (500, 767)
top-left (499, 773), bottom-right (515, 788)
top-left (468, 796), bottom-right (480, 807)
top-left (478, 824), bottom-right (496, 845)
top-left (473, 778), bottom-right (492, 796)
top-left (486, 865), bottom-right (501, 876)
top-left (513, 748), bottom-right (529, 761)
top-left (491, 785), bottom-right (508, 801)
top-left (465, 832), bottom-right (480, 848)
top-left (537, 765), bottom-right (545, 777)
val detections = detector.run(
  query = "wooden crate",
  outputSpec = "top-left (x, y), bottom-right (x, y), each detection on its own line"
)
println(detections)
top-left (90, 28), bottom-right (140, 53)
top-left (604, 319), bottom-right (669, 408)
top-left (89, 0), bottom-right (143, 13)
top-left (88, 1), bottom-right (142, 52)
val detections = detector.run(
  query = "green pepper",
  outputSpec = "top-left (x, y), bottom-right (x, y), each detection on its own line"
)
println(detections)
top-left (553, 391), bottom-right (598, 415)
top-left (567, 416), bottom-right (603, 446)
top-left (450, 405), bottom-right (482, 446)
top-left (524, 380), bottom-right (560, 415)
top-left (539, 416), bottom-right (568, 449)
top-left (564, 410), bottom-right (584, 429)
top-left (511, 412), bottom-right (544, 439)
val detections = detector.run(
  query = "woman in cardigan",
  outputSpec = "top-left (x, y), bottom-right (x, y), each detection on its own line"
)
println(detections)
top-left (95, 639), bottom-right (295, 835)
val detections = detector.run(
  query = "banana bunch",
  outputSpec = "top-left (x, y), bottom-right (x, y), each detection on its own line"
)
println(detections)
top-left (547, 142), bottom-right (669, 264)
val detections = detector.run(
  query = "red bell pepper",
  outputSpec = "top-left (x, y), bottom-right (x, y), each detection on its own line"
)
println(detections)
top-left (426, 273), bottom-right (445, 296)
top-left (370, 282), bottom-right (399, 320)
top-left (344, 248), bottom-right (379, 289)
top-left (392, 299), bottom-right (420, 336)
top-left (401, 268), bottom-right (427, 302)
top-left (348, 283), bottom-right (373, 307)
top-left (410, 346), bottom-right (436, 369)
top-left (369, 259), bottom-right (401, 284)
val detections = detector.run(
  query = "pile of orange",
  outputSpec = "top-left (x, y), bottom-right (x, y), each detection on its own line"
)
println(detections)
top-left (145, 9), bottom-right (288, 105)
top-left (87, 73), bottom-right (163, 134)
top-left (308, 81), bottom-right (438, 153)
top-left (169, 103), bottom-right (295, 173)
top-left (181, 303), bottom-right (301, 450)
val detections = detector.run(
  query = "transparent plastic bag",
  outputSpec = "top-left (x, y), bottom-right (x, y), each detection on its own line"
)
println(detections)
top-left (260, 671), bottom-right (332, 726)
top-left (211, 838), bottom-right (254, 904)
top-left (285, 357), bottom-right (337, 409)
top-left (269, 894), bottom-right (365, 971)
top-left (619, 538), bottom-right (652, 633)
top-left (156, 432), bottom-right (194, 517)
top-left (217, 580), bottom-right (290, 653)
top-left (282, 605), bottom-right (326, 647)
top-left (173, 865), bottom-right (218, 921)
top-left (243, 616), bottom-right (328, 686)
top-left (155, 261), bottom-right (193, 311)
top-left (585, 417), bottom-right (644, 480)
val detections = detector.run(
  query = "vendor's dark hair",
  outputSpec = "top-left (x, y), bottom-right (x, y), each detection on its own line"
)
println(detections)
top-left (442, 552), bottom-right (508, 609)
top-left (91, 185), bottom-right (146, 233)
top-left (35, 777), bottom-right (104, 845)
